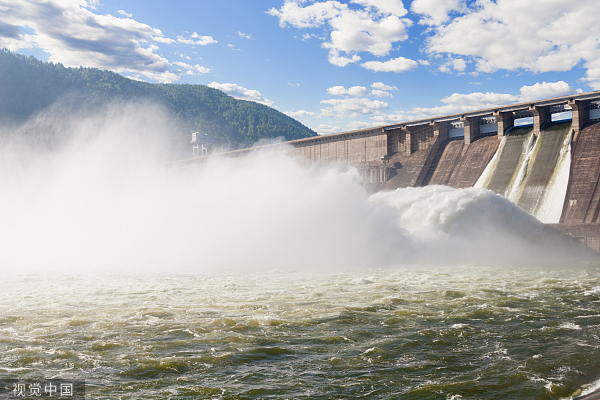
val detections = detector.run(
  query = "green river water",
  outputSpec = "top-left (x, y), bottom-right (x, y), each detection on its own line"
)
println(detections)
top-left (2, 266), bottom-right (600, 399)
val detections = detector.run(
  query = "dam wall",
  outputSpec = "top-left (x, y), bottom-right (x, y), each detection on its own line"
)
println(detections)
top-left (285, 91), bottom-right (600, 251)
top-left (289, 127), bottom-right (388, 166)
top-left (422, 135), bottom-right (499, 188)
top-left (561, 121), bottom-right (600, 224)
top-left (180, 91), bottom-right (600, 252)
top-left (381, 123), bottom-right (442, 188)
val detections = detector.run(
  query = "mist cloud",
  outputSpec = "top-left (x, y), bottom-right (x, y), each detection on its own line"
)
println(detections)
top-left (0, 102), bottom-right (587, 273)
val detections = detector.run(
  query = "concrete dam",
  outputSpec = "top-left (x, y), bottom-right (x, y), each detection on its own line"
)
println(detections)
top-left (188, 91), bottom-right (600, 253)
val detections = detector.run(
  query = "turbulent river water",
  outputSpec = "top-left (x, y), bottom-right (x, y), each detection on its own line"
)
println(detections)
top-left (1, 105), bottom-right (599, 399)
top-left (2, 268), bottom-right (600, 400)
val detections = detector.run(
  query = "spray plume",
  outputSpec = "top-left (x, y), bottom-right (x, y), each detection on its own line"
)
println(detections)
top-left (0, 101), bottom-right (588, 273)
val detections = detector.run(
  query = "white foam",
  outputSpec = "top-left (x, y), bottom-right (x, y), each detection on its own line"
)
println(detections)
top-left (534, 129), bottom-right (572, 223)
top-left (558, 322), bottom-right (581, 330)
top-left (475, 135), bottom-right (505, 188)
top-left (507, 132), bottom-right (536, 202)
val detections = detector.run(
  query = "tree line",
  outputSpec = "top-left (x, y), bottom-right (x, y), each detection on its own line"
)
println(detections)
top-left (0, 49), bottom-right (316, 149)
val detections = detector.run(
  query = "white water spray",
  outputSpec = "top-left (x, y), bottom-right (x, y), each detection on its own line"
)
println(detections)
top-left (0, 102), bottom-right (583, 273)
top-left (507, 131), bottom-right (537, 201)
top-left (534, 129), bottom-right (572, 223)
top-left (475, 135), bottom-right (505, 188)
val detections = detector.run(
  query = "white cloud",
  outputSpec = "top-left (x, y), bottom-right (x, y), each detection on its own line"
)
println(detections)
top-left (372, 80), bottom-right (579, 122)
top-left (173, 61), bottom-right (190, 68)
top-left (0, 29), bottom-right (33, 51)
top-left (130, 70), bottom-right (180, 84)
top-left (371, 89), bottom-right (393, 98)
top-left (583, 58), bottom-right (600, 89)
top-left (347, 86), bottom-right (368, 96)
top-left (326, 85), bottom-right (368, 96)
top-left (421, 0), bottom-right (600, 86)
top-left (346, 120), bottom-right (376, 130)
top-left (208, 82), bottom-right (274, 107)
top-left (326, 86), bottom-right (348, 96)
top-left (439, 57), bottom-right (466, 73)
top-left (405, 91), bottom-right (515, 119)
top-left (173, 61), bottom-right (210, 75)
top-left (320, 97), bottom-right (388, 117)
top-left (177, 32), bottom-right (217, 46)
top-left (437, 92), bottom-right (518, 111)
top-left (361, 56), bottom-right (418, 73)
top-left (321, 11), bottom-right (409, 56)
top-left (0, 0), bottom-right (173, 78)
top-left (411, 0), bottom-right (464, 26)
top-left (371, 82), bottom-right (398, 91)
top-left (518, 81), bottom-right (579, 102)
top-left (317, 124), bottom-right (343, 134)
top-left (328, 81), bottom-right (580, 131)
top-left (0, 0), bottom-right (219, 83)
top-left (326, 84), bottom-right (394, 101)
top-left (237, 31), bottom-right (252, 39)
top-left (328, 50), bottom-right (361, 67)
top-left (352, 0), bottom-right (407, 16)
top-left (152, 36), bottom-right (176, 44)
top-left (338, 81), bottom-right (581, 129)
top-left (85, 0), bottom-right (99, 10)
top-left (267, 0), bottom-right (412, 66)
top-left (267, 0), bottom-right (342, 29)
top-left (451, 58), bottom-right (466, 71)
top-left (285, 110), bottom-right (316, 118)
top-left (371, 112), bottom-right (405, 124)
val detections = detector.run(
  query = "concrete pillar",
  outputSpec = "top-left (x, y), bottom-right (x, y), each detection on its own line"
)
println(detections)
top-left (529, 105), bottom-right (551, 136)
top-left (402, 126), bottom-right (414, 155)
top-left (461, 116), bottom-right (479, 145)
top-left (385, 128), bottom-right (402, 156)
top-left (568, 99), bottom-right (588, 141)
top-left (382, 128), bottom-right (390, 156)
top-left (493, 110), bottom-right (514, 138)
top-left (430, 120), bottom-right (449, 142)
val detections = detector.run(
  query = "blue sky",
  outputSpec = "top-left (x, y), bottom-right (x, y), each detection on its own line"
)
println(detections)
top-left (1, 0), bottom-right (599, 134)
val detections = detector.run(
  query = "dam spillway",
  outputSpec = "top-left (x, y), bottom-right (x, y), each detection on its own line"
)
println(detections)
top-left (475, 122), bottom-right (573, 222)
top-left (515, 122), bottom-right (571, 218)
top-left (421, 135), bottom-right (499, 188)
top-left (181, 91), bottom-right (600, 252)
top-left (382, 149), bottom-right (431, 189)
top-left (481, 127), bottom-right (533, 197)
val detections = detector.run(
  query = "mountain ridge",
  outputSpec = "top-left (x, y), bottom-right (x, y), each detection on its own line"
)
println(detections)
top-left (0, 49), bottom-right (317, 150)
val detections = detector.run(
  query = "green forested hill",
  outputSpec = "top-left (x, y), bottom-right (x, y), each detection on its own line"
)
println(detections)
top-left (0, 49), bottom-right (317, 148)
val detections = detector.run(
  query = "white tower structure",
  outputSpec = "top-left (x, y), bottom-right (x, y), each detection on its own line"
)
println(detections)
top-left (191, 132), bottom-right (218, 157)
top-left (191, 132), bottom-right (199, 157)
